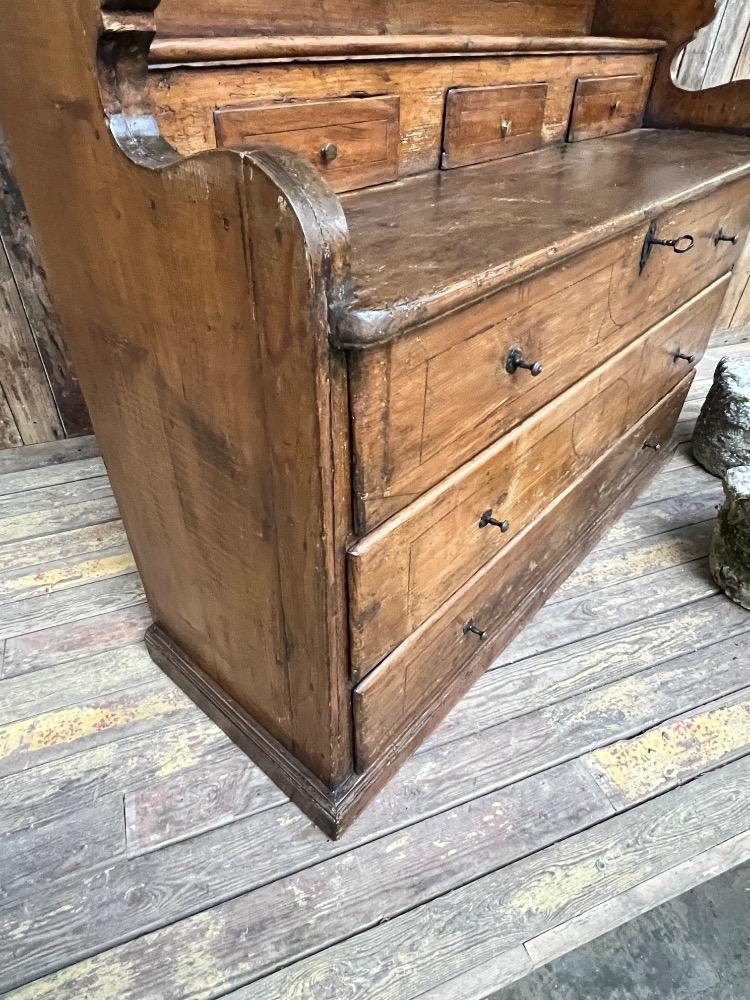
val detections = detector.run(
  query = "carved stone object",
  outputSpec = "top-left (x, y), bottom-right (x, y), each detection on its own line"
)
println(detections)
top-left (694, 357), bottom-right (750, 477)
top-left (710, 466), bottom-right (750, 610)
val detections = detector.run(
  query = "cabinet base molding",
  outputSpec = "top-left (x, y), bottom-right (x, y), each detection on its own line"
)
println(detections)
top-left (147, 430), bottom-right (673, 838)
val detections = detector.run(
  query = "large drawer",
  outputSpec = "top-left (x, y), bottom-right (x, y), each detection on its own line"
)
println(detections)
top-left (352, 375), bottom-right (692, 771)
top-left (348, 275), bottom-right (727, 678)
top-left (348, 177), bottom-right (750, 534)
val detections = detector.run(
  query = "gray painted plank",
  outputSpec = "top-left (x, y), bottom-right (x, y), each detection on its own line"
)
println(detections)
top-left (0, 496), bottom-right (121, 544)
top-left (599, 485), bottom-right (722, 548)
top-left (0, 644), bottom-right (155, 726)
top-left (237, 754), bottom-right (750, 1000)
top-left (0, 476), bottom-right (113, 520)
top-left (0, 572), bottom-right (145, 641)
top-left (524, 827), bottom-right (750, 971)
top-left (2, 601), bottom-right (151, 678)
top-left (0, 436), bottom-right (97, 476)
top-left (0, 456), bottom-right (105, 497)
top-left (0, 796), bottom-right (125, 907)
top-left (0, 718), bottom-right (228, 836)
top-left (633, 462), bottom-right (717, 506)
top-left (0, 762), bottom-right (613, 995)
top-left (0, 520), bottom-right (128, 575)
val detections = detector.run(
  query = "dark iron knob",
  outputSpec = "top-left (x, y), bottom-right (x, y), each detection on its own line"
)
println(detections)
top-left (463, 619), bottom-right (487, 640)
top-left (674, 350), bottom-right (695, 363)
top-left (320, 142), bottom-right (339, 163)
top-left (479, 509), bottom-right (510, 532)
top-left (714, 229), bottom-right (739, 246)
top-left (506, 347), bottom-right (543, 377)
top-left (642, 441), bottom-right (662, 452)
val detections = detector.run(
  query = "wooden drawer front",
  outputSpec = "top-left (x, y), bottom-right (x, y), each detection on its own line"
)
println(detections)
top-left (353, 375), bottom-right (692, 770)
top-left (348, 276), bottom-right (725, 678)
top-left (442, 83), bottom-right (547, 169)
top-left (214, 96), bottom-right (400, 193)
top-left (610, 178), bottom-right (750, 328)
top-left (567, 74), bottom-right (647, 142)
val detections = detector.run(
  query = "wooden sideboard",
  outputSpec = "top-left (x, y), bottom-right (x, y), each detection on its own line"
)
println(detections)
top-left (0, 0), bottom-right (749, 837)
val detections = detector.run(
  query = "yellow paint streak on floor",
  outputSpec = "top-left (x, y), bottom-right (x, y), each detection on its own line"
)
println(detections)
top-left (587, 699), bottom-right (750, 804)
top-left (0, 687), bottom-right (185, 762)
top-left (0, 552), bottom-right (135, 598)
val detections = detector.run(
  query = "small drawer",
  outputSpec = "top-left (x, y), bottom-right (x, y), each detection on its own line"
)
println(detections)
top-left (214, 96), bottom-right (400, 193)
top-left (567, 74), bottom-right (646, 142)
top-left (441, 83), bottom-right (547, 169)
top-left (353, 374), bottom-right (693, 771)
top-left (348, 276), bottom-right (727, 679)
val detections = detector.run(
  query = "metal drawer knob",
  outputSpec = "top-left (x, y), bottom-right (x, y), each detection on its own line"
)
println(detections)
top-left (714, 229), bottom-right (739, 246)
top-left (479, 509), bottom-right (510, 532)
top-left (463, 619), bottom-right (487, 639)
top-left (500, 119), bottom-right (513, 138)
top-left (506, 347), bottom-right (543, 377)
top-left (320, 142), bottom-right (339, 164)
top-left (674, 350), bottom-right (696, 364)
top-left (642, 441), bottom-right (662, 452)
top-left (610, 100), bottom-right (622, 115)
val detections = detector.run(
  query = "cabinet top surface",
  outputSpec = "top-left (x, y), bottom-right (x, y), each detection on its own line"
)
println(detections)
top-left (338, 129), bottom-right (750, 346)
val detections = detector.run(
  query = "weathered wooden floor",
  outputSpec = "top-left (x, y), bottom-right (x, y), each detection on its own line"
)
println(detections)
top-left (1, 338), bottom-right (750, 1000)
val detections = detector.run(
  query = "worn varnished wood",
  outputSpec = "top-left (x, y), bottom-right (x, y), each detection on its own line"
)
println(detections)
top-left (152, 0), bottom-right (598, 40)
top-left (567, 72), bottom-right (647, 140)
top-left (348, 282), bottom-right (723, 675)
top-left (215, 96), bottom-right (400, 193)
top-left (337, 132), bottom-right (750, 346)
top-left (348, 179), bottom-right (747, 532)
top-left (150, 51), bottom-right (658, 172)
top-left (149, 33), bottom-right (666, 63)
top-left (0, 1), bottom-right (354, 798)
top-left (441, 83), bottom-right (548, 168)
top-left (353, 377), bottom-right (690, 770)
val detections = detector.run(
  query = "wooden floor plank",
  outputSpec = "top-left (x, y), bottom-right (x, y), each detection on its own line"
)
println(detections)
top-left (0, 520), bottom-right (129, 575)
top-left (0, 573), bottom-right (145, 642)
top-left (0, 762), bottom-right (612, 995)
top-left (600, 486), bottom-right (722, 549)
top-left (0, 797), bottom-right (126, 908)
top-left (0, 477), bottom-right (114, 520)
top-left (0, 644), bottom-right (155, 726)
top-left (551, 519), bottom-right (714, 604)
top-left (2, 602), bottom-right (151, 678)
top-left (523, 826), bottom-right (750, 972)
top-left (582, 688), bottom-right (750, 809)
top-left (232, 755), bottom-right (750, 1000)
top-left (123, 626), bottom-right (750, 860)
top-left (0, 550), bottom-right (136, 606)
top-left (0, 678), bottom-right (192, 780)
top-left (494, 559), bottom-right (717, 667)
top-left (633, 461), bottom-right (718, 506)
top-left (0, 436), bottom-right (97, 477)
top-left (0, 496), bottom-right (121, 545)
top-left (0, 456), bottom-right (106, 497)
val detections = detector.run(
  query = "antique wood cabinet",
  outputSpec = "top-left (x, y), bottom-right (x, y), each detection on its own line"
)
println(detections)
top-left (1, 0), bottom-right (749, 837)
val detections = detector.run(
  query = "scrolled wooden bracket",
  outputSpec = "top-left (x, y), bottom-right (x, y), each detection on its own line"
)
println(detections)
top-left (592, 0), bottom-right (750, 133)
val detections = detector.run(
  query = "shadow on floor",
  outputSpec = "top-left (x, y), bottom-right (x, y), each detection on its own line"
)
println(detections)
top-left (495, 862), bottom-right (750, 1000)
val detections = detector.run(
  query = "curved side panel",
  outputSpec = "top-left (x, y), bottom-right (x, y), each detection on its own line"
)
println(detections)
top-left (0, 0), bottom-right (354, 786)
top-left (593, 0), bottom-right (750, 133)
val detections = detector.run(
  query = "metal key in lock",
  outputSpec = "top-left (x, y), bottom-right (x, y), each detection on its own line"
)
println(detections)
top-left (640, 220), bottom-right (695, 273)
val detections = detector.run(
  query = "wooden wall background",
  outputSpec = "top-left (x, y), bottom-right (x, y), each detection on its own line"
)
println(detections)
top-left (1, 5), bottom-right (750, 450)
top-left (674, 0), bottom-right (750, 334)
top-left (0, 131), bottom-right (91, 448)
